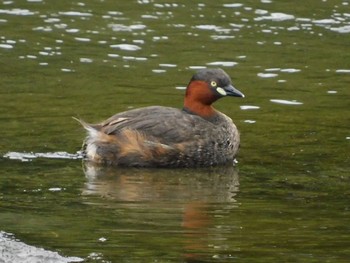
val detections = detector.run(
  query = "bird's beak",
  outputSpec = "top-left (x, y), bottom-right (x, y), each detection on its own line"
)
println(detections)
top-left (224, 84), bottom-right (245, 98)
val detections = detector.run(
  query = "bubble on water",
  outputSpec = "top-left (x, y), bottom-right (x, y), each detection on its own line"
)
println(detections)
top-left (270, 99), bottom-right (303, 105)
top-left (110, 44), bottom-right (141, 51)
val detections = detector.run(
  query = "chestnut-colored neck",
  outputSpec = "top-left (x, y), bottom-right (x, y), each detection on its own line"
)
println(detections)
top-left (183, 80), bottom-right (218, 118)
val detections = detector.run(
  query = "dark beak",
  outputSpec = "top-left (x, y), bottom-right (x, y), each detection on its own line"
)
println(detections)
top-left (224, 84), bottom-right (245, 98)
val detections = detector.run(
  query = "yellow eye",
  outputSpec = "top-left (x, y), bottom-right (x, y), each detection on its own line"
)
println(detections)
top-left (211, 81), bottom-right (217, 87)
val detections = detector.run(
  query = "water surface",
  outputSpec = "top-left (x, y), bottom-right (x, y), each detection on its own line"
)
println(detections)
top-left (1, 0), bottom-right (349, 262)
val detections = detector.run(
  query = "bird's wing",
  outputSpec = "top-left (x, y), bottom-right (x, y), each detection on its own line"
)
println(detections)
top-left (96, 106), bottom-right (212, 144)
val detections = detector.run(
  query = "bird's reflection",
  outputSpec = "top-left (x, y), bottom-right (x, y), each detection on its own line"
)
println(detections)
top-left (82, 162), bottom-right (240, 262)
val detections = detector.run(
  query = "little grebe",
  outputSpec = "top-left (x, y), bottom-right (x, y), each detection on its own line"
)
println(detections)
top-left (76, 68), bottom-right (244, 167)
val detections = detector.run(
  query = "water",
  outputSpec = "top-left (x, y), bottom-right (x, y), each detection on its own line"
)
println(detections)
top-left (1, 0), bottom-right (350, 262)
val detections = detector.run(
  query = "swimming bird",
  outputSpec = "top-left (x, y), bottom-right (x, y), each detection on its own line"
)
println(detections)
top-left (76, 68), bottom-right (244, 167)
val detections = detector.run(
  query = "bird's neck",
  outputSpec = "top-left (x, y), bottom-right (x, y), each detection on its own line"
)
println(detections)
top-left (183, 81), bottom-right (217, 118)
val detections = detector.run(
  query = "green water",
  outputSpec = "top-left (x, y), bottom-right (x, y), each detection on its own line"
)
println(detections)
top-left (1, 0), bottom-right (349, 262)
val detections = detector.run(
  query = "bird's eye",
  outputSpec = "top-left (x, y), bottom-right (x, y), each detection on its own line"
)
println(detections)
top-left (211, 81), bottom-right (217, 87)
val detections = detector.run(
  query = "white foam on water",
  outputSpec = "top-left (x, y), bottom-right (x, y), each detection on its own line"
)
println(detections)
top-left (3, 151), bottom-right (83, 162)
top-left (108, 53), bottom-right (120, 58)
top-left (255, 12), bottom-right (295, 21)
top-left (152, 69), bottom-right (166, 73)
top-left (223, 3), bottom-right (243, 8)
top-left (159, 63), bottom-right (177, 67)
top-left (257, 72), bottom-right (278, 78)
top-left (108, 24), bottom-right (146, 31)
top-left (240, 105), bottom-right (260, 110)
top-left (75, 37), bottom-right (91, 42)
top-left (207, 61), bottom-right (238, 67)
top-left (175, 86), bottom-right (186, 90)
top-left (280, 68), bottom-right (301, 73)
top-left (0, 43), bottom-right (13, 49)
top-left (270, 99), bottom-right (303, 105)
top-left (110, 44), bottom-right (141, 51)
top-left (80, 57), bottom-right (93, 63)
top-left (0, 231), bottom-right (83, 263)
top-left (313, 19), bottom-right (338, 24)
top-left (0, 8), bottom-right (36, 16)
top-left (58, 11), bottom-right (92, 17)
top-left (244, 120), bottom-right (256, 124)
top-left (330, 25), bottom-right (350, 33)
top-left (336, 69), bottom-right (350, 73)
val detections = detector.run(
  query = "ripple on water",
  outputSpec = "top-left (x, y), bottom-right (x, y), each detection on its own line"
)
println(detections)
top-left (0, 8), bottom-right (36, 16)
top-left (240, 105), bottom-right (260, 110)
top-left (0, 43), bottom-right (13, 49)
top-left (207, 61), bottom-right (238, 67)
top-left (270, 99), bottom-right (303, 105)
top-left (254, 12), bottom-right (295, 21)
top-left (257, 72), bottom-right (278, 78)
top-left (58, 11), bottom-right (92, 17)
top-left (336, 69), bottom-right (350, 73)
top-left (108, 24), bottom-right (147, 31)
top-left (110, 44), bottom-right (141, 51)
top-left (330, 25), bottom-right (350, 33)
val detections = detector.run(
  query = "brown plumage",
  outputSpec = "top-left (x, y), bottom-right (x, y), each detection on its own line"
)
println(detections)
top-left (75, 68), bottom-right (244, 167)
